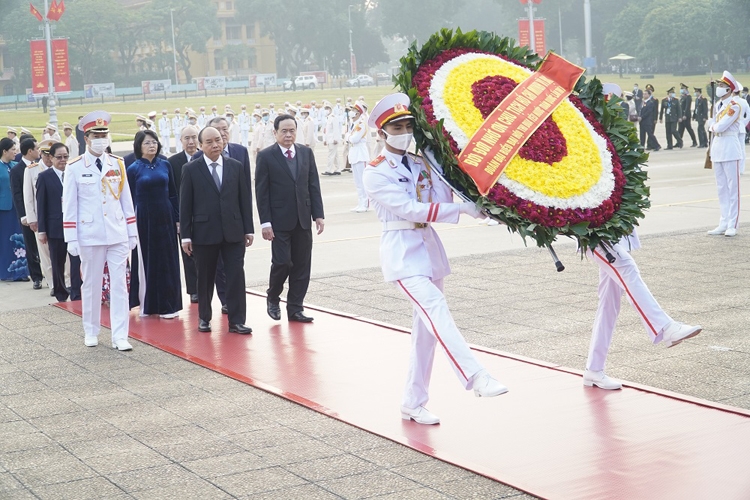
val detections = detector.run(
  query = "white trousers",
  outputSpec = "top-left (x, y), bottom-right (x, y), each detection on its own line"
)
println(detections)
top-left (713, 160), bottom-right (741, 230)
top-left (740, 133), bottom-right (746, 175)
top-left (240, 130), bottom-right (249, 148)
top-left (326, 142), bottom-right (340, 173)
top-left (34, 232), bottom-right (52, 286)
top-left (174, 132), bottom-right (183, 153)
top-left (160, 134), bottom-right (171, 152)
top-left (395, 276), bottom-right (484, 409)
top-left (352, 161), bottom-right (368, 208)
top-left (585, 244), bottom-right (672, 372)
top-left (79, 243), bottom-right (130, 342)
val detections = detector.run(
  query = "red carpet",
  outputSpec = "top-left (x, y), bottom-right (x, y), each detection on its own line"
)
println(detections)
top-left (55, 293), bottom-right (750, 499)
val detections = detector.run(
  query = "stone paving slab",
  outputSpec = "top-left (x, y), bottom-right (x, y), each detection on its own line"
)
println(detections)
top-left (1, 227), bottom-right (748, 498)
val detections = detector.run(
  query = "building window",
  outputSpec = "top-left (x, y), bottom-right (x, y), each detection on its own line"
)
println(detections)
top-left (226, 24), bottom-right (242, 41)
top-left (225, 2), bottom-right (233, 11)
top-left (214, 49), bottom-right (224, 71)
top-left (248, 48), bottom-right (257, 69)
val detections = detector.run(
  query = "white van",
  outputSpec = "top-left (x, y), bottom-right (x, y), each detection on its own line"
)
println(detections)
top-left (284, 75), bottom-right (318, 90)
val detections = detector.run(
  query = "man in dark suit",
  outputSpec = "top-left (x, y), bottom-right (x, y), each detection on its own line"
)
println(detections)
top-left (191, 116), bottom-right (253, 313)
top-left (693, 87), bottom-right (709, 148)
top-left (10, 138), bottom-right (44, 287)
top-left (169, 124), bottom-right (200, 304)
top-left (255, 114), bottom-right (325, 323)
top-left (659, 87), bottom-right (683, 149)
top-left (678, 83), bottom-right (697, 147)
top-left (36, 142), bottom-right (82, 302)
top-left (75, 116), bottom-right (86, 156)
top-left (632, 83), bottom-right (643, 114)
top-left (639, 90), bottom-right (661, 151)
top-left (180, 126), bottom-right (254, 334)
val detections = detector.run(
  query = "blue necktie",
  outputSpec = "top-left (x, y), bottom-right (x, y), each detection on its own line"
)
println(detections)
top-left (95, 158), bottom-right (102, 172)
top-left (401, 155), bottom-right (411, 172)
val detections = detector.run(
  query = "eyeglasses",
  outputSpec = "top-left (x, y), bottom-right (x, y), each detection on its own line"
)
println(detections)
top-left (53, 155), bottom-right (69, 160)
top-left (142, 141), bottom-right (159, 146)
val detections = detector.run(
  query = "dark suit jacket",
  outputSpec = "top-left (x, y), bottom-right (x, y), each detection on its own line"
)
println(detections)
top-left (179, 155), bottom-right (254, 245)
top-left (694, 96), bottom-right (708, 121)
top-left (255, 143), bottom-right (324, 232)
top-left (192, 142), bottom-right (251, 191)
top-left (659, 97), bottom-right (681, 123)
top-left (9, 161), bottom-right (28, 220)
top-left (679, 94), bottom-right (692, 120)
top-left (167, 151), bottom-right (193, 199)
top-left (640, 98), bottom-right (658, 125)
top-left (36, 167), bottom-right (64, 239)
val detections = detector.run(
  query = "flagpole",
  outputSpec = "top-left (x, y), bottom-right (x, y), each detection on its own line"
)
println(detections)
top-left (44, 0), bottom-right (57, 128)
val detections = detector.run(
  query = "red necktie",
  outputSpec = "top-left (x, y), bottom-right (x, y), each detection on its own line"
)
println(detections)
top-left (286, 150), bottom-right (293, 159)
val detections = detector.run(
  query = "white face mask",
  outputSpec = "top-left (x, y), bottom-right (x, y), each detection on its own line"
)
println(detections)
top-left (89, 138), bottom-right (108, 155)
top-left (384, 132), bottom-right (413, 151)
top-left (716, 87), bottom-right (729, 98)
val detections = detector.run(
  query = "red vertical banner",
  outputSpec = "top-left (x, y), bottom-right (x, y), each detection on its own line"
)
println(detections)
top-left (51, 39), bottom-right (70, 92)
top-left (517, 19), bottom-right (546, 56)
top-left (30, 39), bottom-right (48, 94)
top-left (350, 52), bottom-right (357, 76)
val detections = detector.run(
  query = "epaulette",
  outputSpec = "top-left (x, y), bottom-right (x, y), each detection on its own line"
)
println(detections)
top-left (407, 152), bottom-right (423, 162)
top-left (106, 152), bottom-right (123, 160)
top-left (68, 154), bottom-right (84, 163)
top-left (368, 155), bottom-right (385, 167)
top-left (26, 162), bottom-right (38, 169)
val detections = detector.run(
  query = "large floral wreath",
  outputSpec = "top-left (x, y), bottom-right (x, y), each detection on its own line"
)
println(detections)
top-left (394, 29), bottom-right (650, 252)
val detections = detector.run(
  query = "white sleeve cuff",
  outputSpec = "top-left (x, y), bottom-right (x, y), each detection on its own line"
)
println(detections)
top-left (261, 222), bottom-right (272, 229)
top-left (181, 238), bottom-right (191, 243)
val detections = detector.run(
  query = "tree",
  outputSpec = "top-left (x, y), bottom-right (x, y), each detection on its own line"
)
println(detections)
top-left (374, 0), bottom-right (467, 43)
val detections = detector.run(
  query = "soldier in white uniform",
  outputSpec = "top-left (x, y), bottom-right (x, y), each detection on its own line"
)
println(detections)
top-left (300, 107), bottom-right (316, 148)
top-left (334, 98), bottom-right (345, 132)
top-left (347, 101), bottom-right (371, 212)
top-left (197, 107), bottom-right (207, 128)
top-left (707, 71), bottom-right (743, 237)
top-left (322, 102), bottom-right (342, 175)
top-left (238, 104), bottom-right (251, 148)
top-left (158, 110), bottom-right (172, 153)
top-left (63, 111), bottom-right (138, 351)
top-left (136, 115), bottom-right (148, 131)
top-left (7, 128), bottom-right (19, 149)
top-left (172, 108), bottom-right (183, 154)
top-left (23, 139), bottom-right (54, 289)
top-left (733, 83), bottom-right (749, 175)
top-left (268, 103), bottom-right (277, 121)
top-left (63, 123), bottom-right (78, 158)
top-left (43, 123), bottom-right (61, 142)
top-left (362, 93), bottom-right (508, 425)
top-left (210, 105), bottom-right (218, 119)
top-left (253, 109), bottom-right (275, 155)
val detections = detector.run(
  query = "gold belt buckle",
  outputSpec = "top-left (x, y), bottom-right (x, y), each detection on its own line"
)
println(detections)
top-left (415, 223), bottom-right (427, 229)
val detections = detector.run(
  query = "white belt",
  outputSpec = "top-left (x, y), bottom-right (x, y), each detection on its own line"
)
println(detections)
top-left (382, 221), bottom-right (429, 231)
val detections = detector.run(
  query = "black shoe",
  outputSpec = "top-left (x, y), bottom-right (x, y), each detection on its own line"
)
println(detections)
top-left (32, 280), bottom-right (42, 290)
top-left (288, 311), bottom-right (314, 323)
top-left (332, 172), bottom-right (341, 175)
top-left (190, 294), bottom-right (198, 304)
top-left (665, 147), bottom-right (673, 150)
top-left (677, 143), bottom-right (683, 148)
top-left (221, 305), bottom-right (228, 314)
top-left (49, 288), bottom-right (55, 297)
top-left (691, 143), bottom-right (697, 147)
top-left (322, 172), bottom-right (332, 176)
top-left (228, 323), bottom-right (253, 334)
top-left (267, 299), bottom-right (281, 321)
top-left (198, 319), bottom-right (211, 332)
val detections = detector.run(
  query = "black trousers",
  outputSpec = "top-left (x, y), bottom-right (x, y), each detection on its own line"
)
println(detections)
top-left (665, 121), bottom-right (682, 148)
top-left (267, 223), bottom-right (313, 315)
top-left (640, 121), bottom-right (660, 150)
top-left (178, 233), bottom-right (197, 295)
top-left (193, 240), bottom-right (246, 325)
top-left (20, 223), bottom-right (43, 282)
top-left (678, 119), bottom-right (697, 145)
top-left (697, 120), bottom-right (708, 147)
top-left (48, 238), bottom-right (81, 301)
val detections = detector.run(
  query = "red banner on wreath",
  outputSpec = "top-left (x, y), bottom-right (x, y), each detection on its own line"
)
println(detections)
top-left (30, 39), bottom-right (48, 94)
top-left (457, 52), bottom-right (585, 196)
top-left (51, 39), bottom-right (70, 92)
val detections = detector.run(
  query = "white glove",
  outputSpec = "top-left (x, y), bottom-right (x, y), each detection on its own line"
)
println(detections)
top-left (459, 202), bottom-right (484, 219)
top-left (129, 236), bottom-right (138, 250)
top-left (67, 241), bottom-right (79, 257)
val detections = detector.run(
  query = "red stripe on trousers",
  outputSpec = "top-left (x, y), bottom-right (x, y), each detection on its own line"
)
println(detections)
top-left (736, 161), bottom-right (741, 228)
top-left (593, 249), bottom-right (659, 338)
top-left (397, 279), bottom-right (469, 381)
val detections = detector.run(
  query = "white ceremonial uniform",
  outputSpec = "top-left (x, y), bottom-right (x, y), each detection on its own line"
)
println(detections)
top-left (585, 231), bottom-right (673, 372)
top-left (22, 160), bottom-right (52, 285)
top-left (158, 116), bottom-right (171, 152)
top-left (253, 120), bottom-right (275, 153)
top-left (43, 132), bottom-right (61, 142)
top-left (268, 108), bottom-right (277, 121)
top-left (172, 115), bottom-right (184, 153)
top-left (708, 98), bottom-right (743, 231)
top-left (197, 113), bottom-right (206, 128)
top-left (736, 96), bottom-right (749, 174)
top-left (65, 135), bottom-right (79, 158)
top-left (363, 151), bottom-right (485, 409)
top-left (301, 116), bottom-right (316, 147)
top-left (324, 113), bottom-right (342, 173)
top-left (347, 116), bottom-right (371, 209)
top-left (238, 111), bottom-right (251, 147)
top-left (63, 151), bottom-right (137, 344)
top-left (228, 119), bottom-right (241, 144)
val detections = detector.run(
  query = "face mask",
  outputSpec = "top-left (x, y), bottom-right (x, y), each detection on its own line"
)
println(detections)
top-left (384, 132), bottom-right (413, 151)
top-left (262, 115), bottom-right (269, 122)
top-left (716, 87), bottom-right (729, 98)
top-left (694, 93), bottom-right (699, 98)
top-left (348, 111), bottom-right (357, 118)
top-left (669, 93), bottom-right (675, 98)
top-left (633, 86), bottom-right (638, 90)
top-left (89, 138), bottom-right (107, 155)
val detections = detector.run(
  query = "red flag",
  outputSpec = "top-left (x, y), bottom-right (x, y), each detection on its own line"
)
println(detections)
top-left (47, 0), bottom-right (57, 20)
top-left (55, 0), bottom-right (65, 20)
top-left (29, 3), bottom-right (43, 21)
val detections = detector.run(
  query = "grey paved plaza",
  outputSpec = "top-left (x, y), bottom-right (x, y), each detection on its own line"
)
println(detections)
top-left (1, 140), bottom-right (749, 499)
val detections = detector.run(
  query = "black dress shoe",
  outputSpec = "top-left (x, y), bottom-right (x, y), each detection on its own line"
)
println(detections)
top-left (190, 294), bottom-right (198, 304)
top-left (267, 299), bottom-right (281, 321)
top-left (49, 288), bottom-right (55, 297)
top-left (198, 319), bottom-right (211, 332)
top-left (32, 280), bottom-right (42, 290)
top-left (221, 305), bottom-right (228, 314)
top-left (228, 323), bottom-right (253, 334)
top-left (288, 311), bottom-right (314, 323)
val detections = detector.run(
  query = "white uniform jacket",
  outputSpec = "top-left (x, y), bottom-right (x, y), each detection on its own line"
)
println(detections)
top-left (253, 121), bottom-right (275, 151)
top-left (65, 135), bottom-right (79, 158)
top-left (363, 151), bottom-right (461, 282)
top-left (708, 98), bottom-right (743, 162)
top-left (301, 117), bottom-right (316, 147)
top-left (239, 112), bottom-right (251, 132)
top-left (171, 116), bottom-right (183, 138)
top-left (324, 115), bottom-right (341, 143)
top-left (62, 151), bottom-right (137, 246)
top-left (158, 117), bottom-right (171, 137)
top-left (23, 161), bottom-right (48, 224)
top-left (347, 118), bottom-right (370, 164)
top-left (737, 96), bottom-right (750, 134)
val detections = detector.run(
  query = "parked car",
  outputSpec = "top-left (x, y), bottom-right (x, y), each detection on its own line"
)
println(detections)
top-left (283, 75), bottom-right (318, 90)
top-left (376, 72), bottom-right (390, 83)
top-left (346, 74), bottom-right (374, 87)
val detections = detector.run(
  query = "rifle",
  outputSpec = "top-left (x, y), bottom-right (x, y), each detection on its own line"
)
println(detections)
top-left (705, 75), bottom-right (715, 169)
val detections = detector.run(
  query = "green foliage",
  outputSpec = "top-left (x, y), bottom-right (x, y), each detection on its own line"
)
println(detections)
top-left (396, 29), bottom-right (651, 253)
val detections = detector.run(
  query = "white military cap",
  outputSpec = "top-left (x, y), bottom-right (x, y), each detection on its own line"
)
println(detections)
top-left (368, 92), bottom-right (412, 129)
